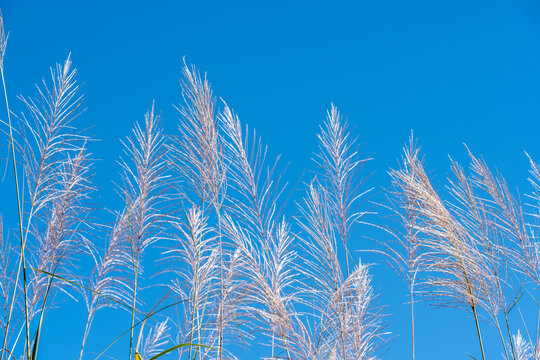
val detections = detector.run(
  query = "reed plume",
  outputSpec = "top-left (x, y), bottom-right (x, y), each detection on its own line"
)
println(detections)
top-left (79, 210), bottom-right (131, 360)
top-left (390, 137), bottom-right (491, 358)
top-left (315, 104), bottom-right (371, 276)
top-left (174, 62), bottom-right (230, 360)
top-left (513, 330), bottom-right (533, 360)
top-left (1, 55), bottom-right (91, 358)
top-left (220, 102), bottom-right (310, 359)
top-left (117, 103), bottom-right (167, 360)
top-left (166, 205), bottom-right (220, 359)
top-left (385, 134), bottom-right (422, 360)
top-left (140, 320), bottom-right (170, 359)
top-left (0, 11), bottom-right (29, 359)
top-left (388, 135), bottom-right (540, 359)
top-left (298, 180), bottom-right (386, 360)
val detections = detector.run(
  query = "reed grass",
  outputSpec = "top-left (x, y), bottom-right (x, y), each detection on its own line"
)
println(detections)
top-left (1, 8), bottom-right (540, 360)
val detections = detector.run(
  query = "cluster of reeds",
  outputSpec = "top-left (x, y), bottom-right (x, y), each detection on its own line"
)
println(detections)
top-left (385, 135), bottom-right (540, 360)
top-left (0, 12), bottom-right (387, 360)
top-left (2, 9), bottom-right (539, 360)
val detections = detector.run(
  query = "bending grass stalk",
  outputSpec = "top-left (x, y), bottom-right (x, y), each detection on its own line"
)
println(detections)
top-left (450, 241), bottom-right (486, 359)
top-left (36, 268), bottom-right (170, 357)
top-left (0, 60), bottom-right (31, 360)
top-left (30, 272), bottom-right (55, 360)
top-left (399, 139), bottom-right (484, 359)
top-left (456, 251), bottom-right (485, 360)
top-left (93, 288), bottom-right (183, 360)
top-left (32, 254), bottom-right (77, 359)
top-left (148, 343), bottom-right (214, 360)
top-left (94, 303), bottom-right (180, 360)
top-left (31, 268), bottom-right (148, 360)
top-left (0, 349), bottom-right (14, 360)
top-left (449, 226), bottom-right (485, 360)
top-left (32, 269), bottom-right (144, 313)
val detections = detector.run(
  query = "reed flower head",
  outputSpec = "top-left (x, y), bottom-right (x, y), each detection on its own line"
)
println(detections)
top-left (140, 320), bottom-right (170, 359)
top-left (173, 61), bottom-right (225, 208)
top-left (0, 11), bottom-right (7, 70)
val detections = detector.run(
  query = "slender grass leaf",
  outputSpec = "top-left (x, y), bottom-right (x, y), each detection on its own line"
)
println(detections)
top-left (93, 300), bottom-right (186, 360)
top-left (148, 344), bottom-right (213, 360)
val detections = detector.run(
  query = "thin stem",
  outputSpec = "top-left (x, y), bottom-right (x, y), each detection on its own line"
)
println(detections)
top-left (410, 286), bottom-right (415, 360)
top-left (31, 269), bottom-right (58, 360)
top-left (535, 304), bottom-right (540, 360)
top-left (504, 311), bottom-right (516, 360)
top-left (472, 305), bottom-right (486, 360)
top-left (0, 65), bottom-right (31, 360)
top-left (216, 207), bottom-right (224, 360)
top-left (185, 209), bottom-right (201, 360)
top-left (129, 258), bottom-right (138, 360)
top-left (341, 213), bottom-right (350, 278)
top-left (495, 316), bottom-right (510, 360)
top-left (128, 210), bottom-right (137, 360)
top-left (79, 311), bottom-right (93, 360)
top-left (344, 243), bottom-right (350, 278)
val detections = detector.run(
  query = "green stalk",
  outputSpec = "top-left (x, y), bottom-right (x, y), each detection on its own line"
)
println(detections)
top-left (31, 266), bottom-right (57, 360)
top-left (0, 62), bottom-right (31, 360)
top-left (94, 295), bottom-right (182, 360)
top-left (129, 255), bottom-right (138, 360)
top-left (494, 316), bottom-right (510, 360)
top-left (472, 305), bottom-right (486, 360)
top-left (504, 311), bottom-right (516, 360)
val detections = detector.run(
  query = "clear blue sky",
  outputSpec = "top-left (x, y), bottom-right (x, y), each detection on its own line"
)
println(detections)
top-left (2, 0), bottom-right (540, 359)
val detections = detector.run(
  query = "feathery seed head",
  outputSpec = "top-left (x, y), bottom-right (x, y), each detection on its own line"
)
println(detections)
top-left (0, 10), bottom-right (6, 69)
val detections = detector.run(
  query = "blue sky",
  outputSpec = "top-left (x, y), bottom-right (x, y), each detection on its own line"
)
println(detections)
top-left (1, 0), bottom-right (540, 359)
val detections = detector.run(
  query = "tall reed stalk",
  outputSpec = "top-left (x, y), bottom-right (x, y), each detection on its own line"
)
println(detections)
top-left (0, 13), bottom-right (30, 359)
